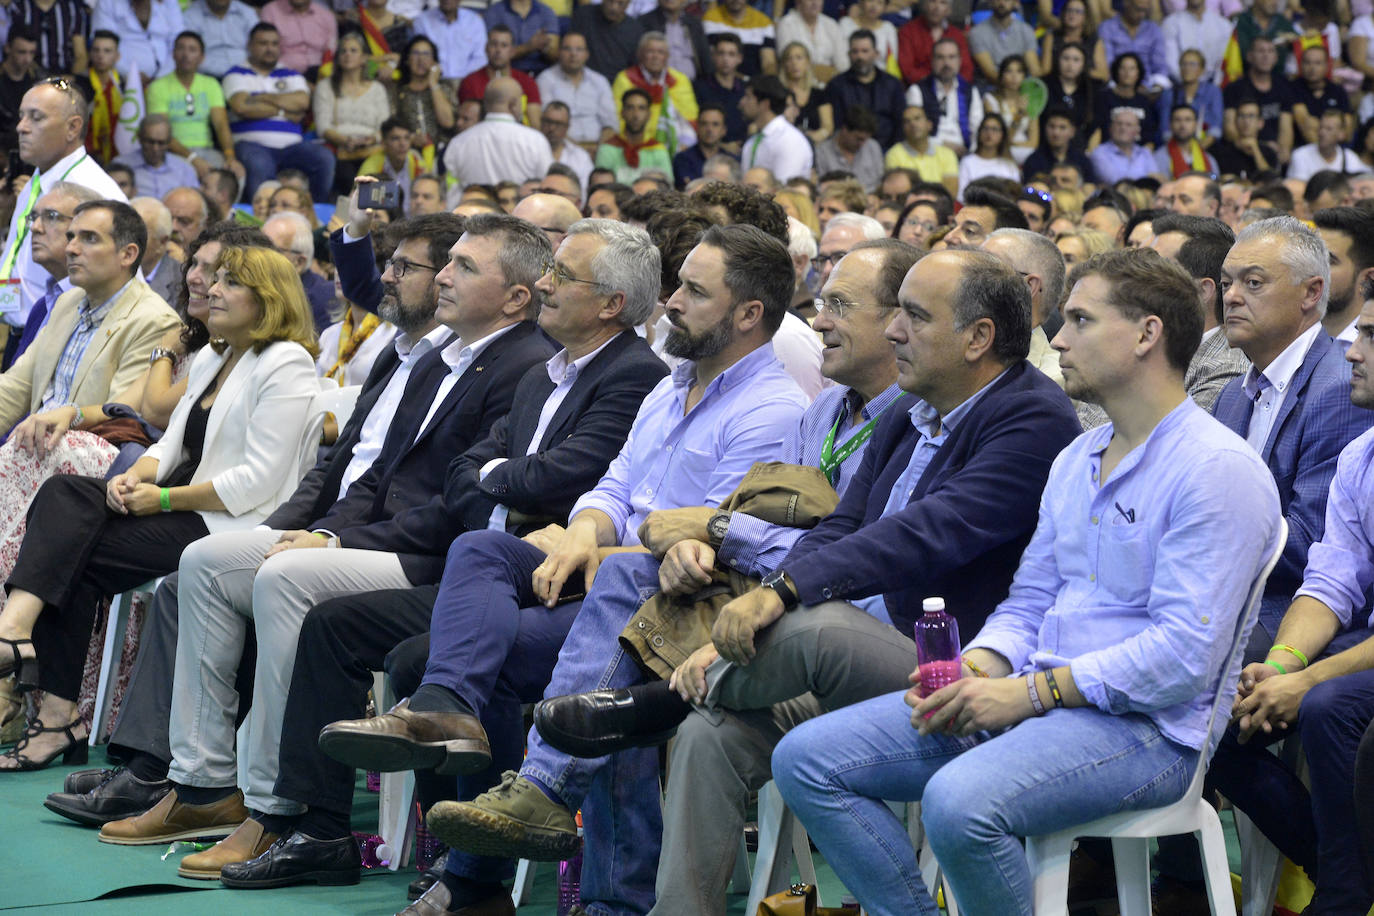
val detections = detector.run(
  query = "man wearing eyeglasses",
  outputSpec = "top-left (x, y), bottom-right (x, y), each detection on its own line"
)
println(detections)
top-left (1, 78), bottom-right (127, 358)
top-left (7, 182), bottom-right (100, 363)
top-left (539, 101), bottom-right (594, 193)
top-left (812, 212), bottom-right (886, 288)
top-left (112, 116), bottom-right (200, 200)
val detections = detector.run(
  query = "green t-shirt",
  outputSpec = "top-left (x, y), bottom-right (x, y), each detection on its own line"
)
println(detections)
top-left (594, 142), bottom-right (675, 186)
top-left (146, 73), bottom-right (226, 151)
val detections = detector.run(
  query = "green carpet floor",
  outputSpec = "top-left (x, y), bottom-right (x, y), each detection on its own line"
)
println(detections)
top-left (0, 748), bottom-right (842, 914)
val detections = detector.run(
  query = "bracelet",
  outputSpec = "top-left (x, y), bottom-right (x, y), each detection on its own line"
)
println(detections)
top-left (1264, 659), bottom-right (1287, 675)
top-left (963, 656), bottom-right (991, 678)
top-left (1026, 675), bottom-right (1045, 715)
top-left (1044, 667), bottom-right (1065, 708)
top-left (159, 487), bottom-right (171, 512)
top-left (1270, 644), bottom-right (1310, 669)
top-left (69, 403), bottom-right (84, 427)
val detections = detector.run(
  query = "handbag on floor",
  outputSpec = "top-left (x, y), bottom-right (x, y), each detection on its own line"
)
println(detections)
top-left (757, 883), bottom-right (850, 916)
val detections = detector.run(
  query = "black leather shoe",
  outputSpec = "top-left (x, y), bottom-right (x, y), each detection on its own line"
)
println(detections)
top-left (63, 766), bottom-right (119, 796)
top-left (219, 830), bottom-right (362, 889)
top-left (44, 766), bottom-right (170, 827)
top-left (409, 851), bottom-right (447, 900)
top-left (533, 689), bottom-right (682, 759)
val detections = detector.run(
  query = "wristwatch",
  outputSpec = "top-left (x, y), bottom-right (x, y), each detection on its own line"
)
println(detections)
top-left (760, 569), bottom-right (799, 612)
top-left (148, 347), bottom-right (177, 365)
top-left (706, 510), bottom-right (731, 547)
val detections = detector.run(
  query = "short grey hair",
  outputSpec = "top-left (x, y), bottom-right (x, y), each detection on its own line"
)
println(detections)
top-left (702, 154), bottom-right (741, 183)
top-left (130, 196), bottom-right (173, 239)
top-left (824, 212), bottom-right (886, 242)
top-left (638, 30), bottom-right (668, 52)
top-left (263, 211), bottom-right (314, 257)
top-left (987, 227), bottom-right (1066, 313)
top-left (1234, 215), bottom-right (1331, 316)
top-left (139, 113), bottom-right (172, 136)
top-left (787, 216), bottom-right (817, 260)
top-left (46, 181), bottom-right (103, 205)
top-left (463, 212), bottom-right (554, 317)
top-left (565, 218), bottom-right (661, 327)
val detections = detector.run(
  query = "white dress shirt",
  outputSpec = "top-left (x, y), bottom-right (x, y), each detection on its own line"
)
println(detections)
top-left (743, 114), bottom-right (814, 182)
top-left (1242, 321), bottom-right (1323, 452)
top-left (917, 78), bottom-right (983, 152)
top-left (413, 7), bottom-right (489, 80)
top-left (416, 324), bottom-right (518, 437)
top-left (0, 146), bottom-right (127, 327)
top-left (443, 113), bottom-right (554, 200)
top-left (1162, 8), bottom-right (1233, 83)
top-left (536, 65), bottom-right (620, 144)
top-left (91, 0), bottom-right (184, 79)
top-left (337, 324), bottom-right (450, 499)
top-left (775, 10), bottom-right (848, 73)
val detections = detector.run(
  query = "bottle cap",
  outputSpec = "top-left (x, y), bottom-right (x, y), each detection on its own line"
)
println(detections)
top-left (922, 597), bottom-right (945, 613)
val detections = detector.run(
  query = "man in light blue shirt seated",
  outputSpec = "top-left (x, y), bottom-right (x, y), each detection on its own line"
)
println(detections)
top-left (770, 247), bottom-right (1282, 916)
top-left (1200, 286), bottom-right (1374, 916)
top-left (1089, 109), bottom-right (1163, 185)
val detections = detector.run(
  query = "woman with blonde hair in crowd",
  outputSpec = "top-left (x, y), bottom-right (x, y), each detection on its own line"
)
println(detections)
top-left (314, 32), bottom-right (393, 195)
top-left (774, 187), bottom-right (821, 238)
top-left (1055, 226), bottom-right (1114, 265)
top-left (1051, 185), bottom-right (1087, 220)
top-left (0, 245), bottom-right (321, 771)
top-left (780, 42), bottom-right (834, 145)
top-left (251, 180), bottom-right (281, 221)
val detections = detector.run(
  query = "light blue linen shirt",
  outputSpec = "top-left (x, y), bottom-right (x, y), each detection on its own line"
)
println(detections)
top-left (570, 342), bottom-right (808, 545)
top-left (1296, 425), bottom-right (1374, 629)
top-left (965, 399), bottom-right (1281, 752)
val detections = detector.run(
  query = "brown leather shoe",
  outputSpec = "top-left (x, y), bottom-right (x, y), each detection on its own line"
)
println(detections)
top-left (177, 817), bottom-right (278, 880)
top-left (396, 880), bottom-right (515, 916)
top-left (318, 698), bottom-right (491, 776)
top-left (98, 788), bottom-right (248, 846)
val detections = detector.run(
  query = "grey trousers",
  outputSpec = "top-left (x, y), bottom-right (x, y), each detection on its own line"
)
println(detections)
top-left (651, 601), bottom-right (920, 916)
top-left (167, 529), bottom-right (411, 814)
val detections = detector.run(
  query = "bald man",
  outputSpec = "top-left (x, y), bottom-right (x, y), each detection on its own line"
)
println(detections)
top-left (442, 77), bottom-right (553, 206)
top-left (512, 193), bottom-right (583, 249)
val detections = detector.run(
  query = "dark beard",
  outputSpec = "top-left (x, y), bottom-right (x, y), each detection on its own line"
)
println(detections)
top-left (379, 288), bottom-right (436, 336)
top-left (663, 312), bottom-right (733, 360)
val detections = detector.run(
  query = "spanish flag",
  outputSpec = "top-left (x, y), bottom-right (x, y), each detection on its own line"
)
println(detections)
top-left (1220, 30), bottom-right (1244, 86)
top-left (86, 71), bottom-right (121, 164)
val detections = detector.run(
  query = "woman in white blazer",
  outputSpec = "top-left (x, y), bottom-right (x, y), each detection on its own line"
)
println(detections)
top-left (0, 247), bottom-right (321, 771)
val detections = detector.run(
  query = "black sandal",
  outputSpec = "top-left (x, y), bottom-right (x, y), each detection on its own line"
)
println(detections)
top-left (0, 718), bottom-right (88, 771)
top-left (0, 637), bottom-right (36, 689)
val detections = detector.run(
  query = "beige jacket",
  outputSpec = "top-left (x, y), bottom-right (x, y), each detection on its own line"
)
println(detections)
top-left (0, 277), bottom-right (180, 431)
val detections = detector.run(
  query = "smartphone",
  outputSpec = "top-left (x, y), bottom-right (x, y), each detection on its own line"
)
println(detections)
top-left (358, 180), bottom-right (400, 210)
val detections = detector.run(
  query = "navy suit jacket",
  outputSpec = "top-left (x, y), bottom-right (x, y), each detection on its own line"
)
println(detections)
top-left (446, 329), bottom-right (668, 535)
top-left (780, 361), bottom-right (1082, 636)
top-left (1211, 331), bottom-right (1374, 630)
top-left (312, 320), bottom-right (558, 582)
top-left (330, 227), bottom-right (384, 314)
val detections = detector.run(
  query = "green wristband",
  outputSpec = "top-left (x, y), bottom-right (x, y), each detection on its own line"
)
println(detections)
top-left (159, 488), bottom-right (171, 513)
top-left (1264, 659), bottom-right (1287, 676)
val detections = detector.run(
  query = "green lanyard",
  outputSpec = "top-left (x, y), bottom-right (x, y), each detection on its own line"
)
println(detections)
top-left (818, 401), bottom-right (888, 486)
top-left (1, 154), bottom-right (87, 280)
top-left (748, 131), bottom-right (765, 167)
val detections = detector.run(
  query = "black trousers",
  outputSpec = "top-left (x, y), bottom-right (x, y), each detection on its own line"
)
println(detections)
top-left (1358, 718), bottom-right (1374, 897)
top-left (274, 585), bottom-right (439, 815)
top-left (107, 573), bottom-right (257, 764)
top-left (10, 475), bottom-right (209, 700)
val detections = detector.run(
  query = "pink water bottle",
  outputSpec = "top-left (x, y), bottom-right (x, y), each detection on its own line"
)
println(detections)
top-left (914, 597), bottom-right (962, 698)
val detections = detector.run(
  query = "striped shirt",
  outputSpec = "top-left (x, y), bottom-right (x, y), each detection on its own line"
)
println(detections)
top-left (702, 5), bottom-right (775, 76)
top-left (12, 0), bottom-right (89, 74)
top-left (221, 64), bottom-right (309, 148)
top-left (39, 280), bottom-right (128, 412)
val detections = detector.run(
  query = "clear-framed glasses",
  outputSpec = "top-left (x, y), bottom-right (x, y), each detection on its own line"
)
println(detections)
top-left (542, 259), bottom-right (603, 289)
top-left (902, 217), bottom-right (939, 235)
top-left (25, 208), bottom-right (73, 228)
top-left (384, 257), bottom-right (439, 279)
top-left (814, 295), bottom-right (866, 319)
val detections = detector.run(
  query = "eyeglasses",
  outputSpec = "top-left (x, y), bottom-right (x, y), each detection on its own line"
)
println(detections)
top-left (542, 260), bottom-right (604, 289)
top-left (809, 250), bottom-right (848, 270)
top-left (542, 118), bottom-right (570, 129)
top-left (902, 217), bottom-right (939, 234)
top-left (384, 257), bottom-right (439, 279)
top-left (184, 92), bottom-right (196, 117)
top-left (25, 208), bottom-right (73, 228)
top-left (813, 295), bottom-right (875, 319)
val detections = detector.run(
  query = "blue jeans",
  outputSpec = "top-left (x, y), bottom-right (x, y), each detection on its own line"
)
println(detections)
top-left (521, 552), bottom-right (665, 916)
top-left (772, 691), bottom-right (1198, 916)
top-left (423, 530), bottom-right (583, 884)
top-left (234, 139), bottom-right (336, 204)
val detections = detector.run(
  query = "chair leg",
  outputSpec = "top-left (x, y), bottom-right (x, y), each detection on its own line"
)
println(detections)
top-left (1111, 836), bottom-right (1153, 916)
top-left (1196, 817), bottom-right (1239, 916)
top-left (375, 671), bottom-right (414, 871)
top-left (746, 781), bottom-right (796, 916)
top-left (90, 591), bottom-right (133, 746)
top-left (1234, 808), bottom-right (1283, 916)
top-left (1026, 833), bottom-right (1075, 916)
top-left (512, 859), bottom-right (538, 908)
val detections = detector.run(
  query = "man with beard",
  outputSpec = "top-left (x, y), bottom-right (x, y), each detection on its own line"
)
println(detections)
top-left (319, 224), bottom-right (807, 915)
top-left (39, 216), bottom-right (454, 828)
top-left (1312, 207), bottom-right (1374, 345)
top-left (93, 215), bottom-right (556, 882)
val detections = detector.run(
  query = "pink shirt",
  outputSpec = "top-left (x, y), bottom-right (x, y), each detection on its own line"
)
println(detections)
top-left (260, 0), bottom-right (338, 73)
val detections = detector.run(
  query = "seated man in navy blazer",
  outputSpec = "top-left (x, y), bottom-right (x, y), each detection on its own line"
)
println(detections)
top-left (96, 215), bottom-right (558, 882)
top-left (427, 248), bottom-right (1082, 914)
top-left (41, 215), bottom-right (469, 831)
top-left (210, 219), bottom-right (672, 893)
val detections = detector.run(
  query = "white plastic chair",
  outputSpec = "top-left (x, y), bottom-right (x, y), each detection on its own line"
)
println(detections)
top-left (1234, 736), bottom-right (1305, 916)
top-left (315, 383), bottom-right (362, 440)
top-left (742, 780), bottom-right (822, 914)
top-left (89, 577), bottom-right (162, 746)
top-left (374, 670), bottom-right (417, 872)
top-left (1023, 518), bottom-right (1287, 916)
